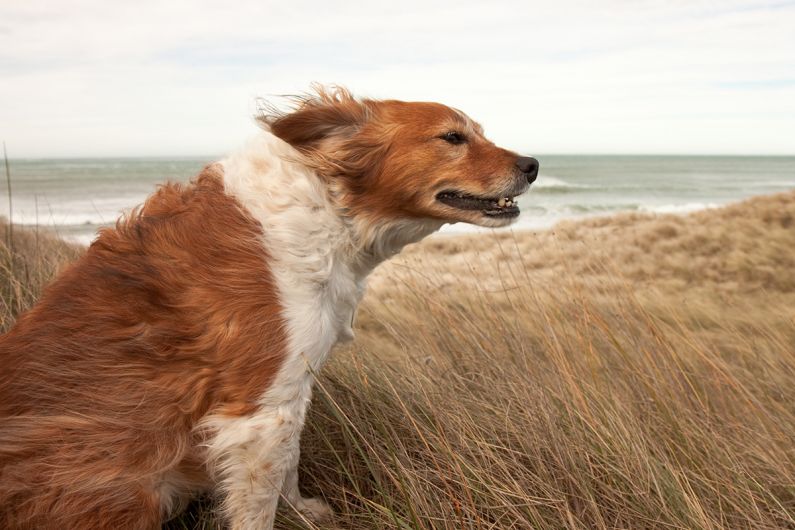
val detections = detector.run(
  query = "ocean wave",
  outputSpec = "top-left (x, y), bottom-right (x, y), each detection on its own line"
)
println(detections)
top-left (529, 175), bottom-right (595, 194)
top-left (754, 180), bottom-right (795, 188)
top-left (2, 195), bottom-right (141, 227)
top-left (438, 200), bottom-right (726, 236)
top-left (563, 204), bottom-right (643, 214)
top-left (10, 211), bottom-right (115, 227)
top-left (640, 202), bottom-right (719, 214)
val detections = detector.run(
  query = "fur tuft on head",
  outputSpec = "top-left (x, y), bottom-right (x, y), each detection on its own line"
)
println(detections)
top-left (256, 85), bottom-right (389, 199)
top-left (256, 84), bottom-right (370, 150)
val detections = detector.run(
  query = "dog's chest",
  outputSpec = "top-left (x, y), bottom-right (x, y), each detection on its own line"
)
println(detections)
top-left (220, 136), bottom-right (368, 370)
top-left (277, 255), bottom-right (364, 372)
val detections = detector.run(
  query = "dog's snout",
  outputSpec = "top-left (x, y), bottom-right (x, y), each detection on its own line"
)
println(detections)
top-left (516, 156), bottom-right (539, 183)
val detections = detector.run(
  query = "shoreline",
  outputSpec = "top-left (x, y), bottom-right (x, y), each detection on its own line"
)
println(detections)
top-left (9, 190), bottom-right (783, 247)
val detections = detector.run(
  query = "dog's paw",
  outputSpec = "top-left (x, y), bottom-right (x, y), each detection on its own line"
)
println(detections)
top-left (295, 496), bottom-right (333, 522)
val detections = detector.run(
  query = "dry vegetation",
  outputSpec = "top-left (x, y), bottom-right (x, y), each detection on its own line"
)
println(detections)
top-left (2, 192), bottom-right (794, 529)
top-left (0, 221), bottom-right (82, 332)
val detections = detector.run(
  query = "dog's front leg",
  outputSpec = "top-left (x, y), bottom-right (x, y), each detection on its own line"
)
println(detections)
top-left (282, 443), bottom-right (333, 522)
top-left (206, 409), bottom-right (304, 530)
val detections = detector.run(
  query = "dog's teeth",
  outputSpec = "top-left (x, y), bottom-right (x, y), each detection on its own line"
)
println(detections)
top-left (498, 198), bottom-right (506, 207)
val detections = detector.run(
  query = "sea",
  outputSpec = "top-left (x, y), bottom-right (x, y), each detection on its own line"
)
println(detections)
top-left (2, 155), bottom-right (794, 245)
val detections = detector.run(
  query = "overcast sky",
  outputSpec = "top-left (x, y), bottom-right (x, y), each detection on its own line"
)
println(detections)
top-left (1, 0), bottom-right (794, 157)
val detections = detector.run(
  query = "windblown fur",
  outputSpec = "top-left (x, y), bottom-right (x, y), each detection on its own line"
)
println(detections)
top-left (0, 85), bottom-right (537, 529)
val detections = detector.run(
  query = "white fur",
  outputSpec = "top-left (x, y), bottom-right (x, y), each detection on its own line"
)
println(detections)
top-left (197, 131), bottom-right (440, 529)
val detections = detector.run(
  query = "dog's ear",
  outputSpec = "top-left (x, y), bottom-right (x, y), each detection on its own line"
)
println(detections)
top-left (258, 85), bottom-right (369, 151)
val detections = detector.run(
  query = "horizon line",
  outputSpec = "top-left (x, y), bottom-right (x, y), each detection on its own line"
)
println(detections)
top-left (6, 152), bottom-right (795, 161)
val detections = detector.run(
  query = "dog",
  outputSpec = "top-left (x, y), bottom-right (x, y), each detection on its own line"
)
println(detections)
top-left (0, 86), bottom-right (538, 529)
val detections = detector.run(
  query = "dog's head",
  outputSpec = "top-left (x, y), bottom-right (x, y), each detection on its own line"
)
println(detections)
top-left (259, 86), bottom-right (538, 238)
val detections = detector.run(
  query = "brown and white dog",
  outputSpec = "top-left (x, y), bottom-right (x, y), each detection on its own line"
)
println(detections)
top-left (0, 87), bottom-right (538, 529)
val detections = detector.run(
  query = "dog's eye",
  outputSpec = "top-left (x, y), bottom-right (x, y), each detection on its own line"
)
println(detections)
top-left (440, 131), bottom-right (466, 145)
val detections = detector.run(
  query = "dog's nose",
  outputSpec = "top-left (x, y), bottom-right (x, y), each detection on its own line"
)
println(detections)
top-left (516, 156), bottom-right (539, 183)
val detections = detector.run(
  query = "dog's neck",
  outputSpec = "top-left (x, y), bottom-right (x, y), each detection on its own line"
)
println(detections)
top-left (221, 132), bottom-right (441, 286)
top-left (344, 216), bottom-right (444, 278)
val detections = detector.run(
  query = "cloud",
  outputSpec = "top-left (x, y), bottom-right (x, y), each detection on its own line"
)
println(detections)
top-left (1, 0), bottom-right (794, 156)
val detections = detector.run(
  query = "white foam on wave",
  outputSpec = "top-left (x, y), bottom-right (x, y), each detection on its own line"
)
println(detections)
top-left (754, 180), bottom-right (795, 188)
top-left (641, 202), bottom-right (719, 214)
top-left (2, 195), bottom-right (139, 227)
top-left (531, 175), bottom-right (588, 189)
top-left (9, 210), bottom-right (114, 227)
top-left (437, 201), bottom-right (724, 237)
top-left (439, 215), bottom-right (558, 235)
top-left (65, 233), bottom-right (100, 246)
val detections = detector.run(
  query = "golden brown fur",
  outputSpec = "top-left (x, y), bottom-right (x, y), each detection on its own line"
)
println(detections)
top-left (0, 166), bottom-right (287, 528)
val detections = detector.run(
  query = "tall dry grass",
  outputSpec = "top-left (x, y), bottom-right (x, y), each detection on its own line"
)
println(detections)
top-left (1, 193), bottom-right (794, 529)
top-left (0, 219), bottom-right (81, 332)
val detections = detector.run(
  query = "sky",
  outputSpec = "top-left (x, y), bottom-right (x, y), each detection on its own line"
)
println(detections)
top-left (1, 0), bottom-right (795, 157)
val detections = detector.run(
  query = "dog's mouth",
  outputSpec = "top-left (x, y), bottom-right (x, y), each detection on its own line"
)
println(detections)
top-left (435, 191), bottom-right (521, 218)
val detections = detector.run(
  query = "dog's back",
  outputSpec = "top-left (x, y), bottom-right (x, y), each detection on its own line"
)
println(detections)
top-left (0, 165), bottom-right (288, 528)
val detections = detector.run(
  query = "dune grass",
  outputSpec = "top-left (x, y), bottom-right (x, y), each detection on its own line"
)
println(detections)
top-left (2, 193), bottom-right (794, 529)
top-left (0, 219), bottom-right (82, 332)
